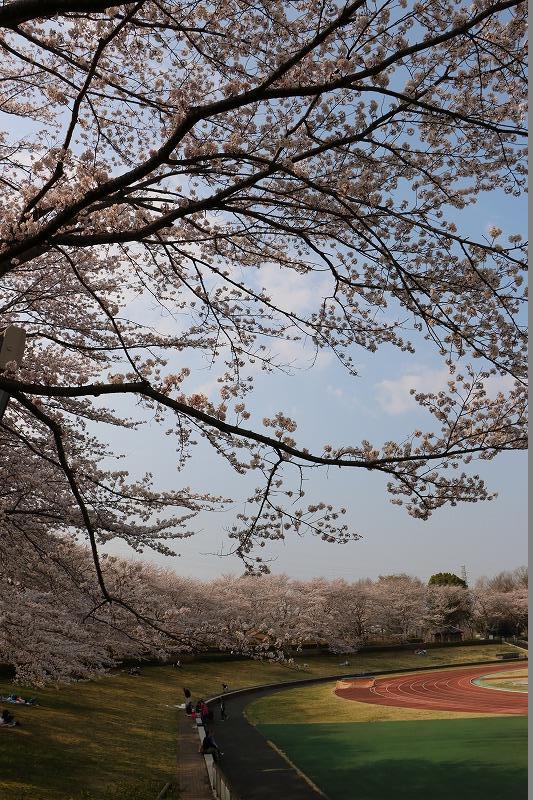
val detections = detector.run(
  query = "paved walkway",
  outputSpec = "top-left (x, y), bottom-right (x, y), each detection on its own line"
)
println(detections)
top-left (177, 712), bottom-right (213, 799)
top-left (206, 689), bottom-right (322, 800)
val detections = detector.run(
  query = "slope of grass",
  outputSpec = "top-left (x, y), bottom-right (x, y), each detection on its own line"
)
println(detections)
top-left (0, 643), bottom-right (518, 800)
top-left (1, 667), bottom-right (181, 800)
top-left (257, 717), bottom-right (528, 800)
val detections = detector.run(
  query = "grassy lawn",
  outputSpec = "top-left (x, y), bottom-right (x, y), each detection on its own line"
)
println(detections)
top-left (0, 644), bottom-right (519, 800)
top-left (257, 717), bottom-right (528, 800)
top-left (247, 646), bottom-right (526, 725)
top-left (0, 666), bottom-right (181, 800)
top-left (246, 678), bottom-right (491, 725)
top-left (473, 668), bottom-right (528, 693)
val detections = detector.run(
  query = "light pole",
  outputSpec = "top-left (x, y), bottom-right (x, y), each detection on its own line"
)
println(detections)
top-left (0, 325), bottom-right (26, 421)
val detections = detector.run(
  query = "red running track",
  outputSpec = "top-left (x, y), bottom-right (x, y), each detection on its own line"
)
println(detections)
top-left (335, 663), bottom-right (528, 715)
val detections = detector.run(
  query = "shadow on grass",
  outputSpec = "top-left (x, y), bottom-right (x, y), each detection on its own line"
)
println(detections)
top-left (258, 717), bottom-right (528, 800)
top-left (320, 758), bottom-right (527, 800)
top-left (1, 648), bottom-right (523, 800)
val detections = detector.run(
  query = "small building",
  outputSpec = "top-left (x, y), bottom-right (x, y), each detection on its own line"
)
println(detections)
top-left (433, 626), bottom-right (463, 643)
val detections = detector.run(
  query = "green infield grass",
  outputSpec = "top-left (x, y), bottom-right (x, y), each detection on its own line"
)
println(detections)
top-left (473, 668), bottom-right (528, 693)
top-left (257, 716), bottom-right (528, 800)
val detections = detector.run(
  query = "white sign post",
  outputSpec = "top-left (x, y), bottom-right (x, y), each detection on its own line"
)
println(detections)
top-left (0, 325), bottom-right (26, 420)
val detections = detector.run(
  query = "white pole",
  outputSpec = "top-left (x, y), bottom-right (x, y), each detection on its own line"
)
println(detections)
top-left (0, 325), bottom-right (26, 421)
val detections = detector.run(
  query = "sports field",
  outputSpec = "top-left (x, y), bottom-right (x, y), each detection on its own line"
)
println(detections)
top-left (251, 663), bottom-right (528, 800)
top-left (257, 717), bottom-right (527, 800)
top-left (1, 647), bottom-right (525, 799)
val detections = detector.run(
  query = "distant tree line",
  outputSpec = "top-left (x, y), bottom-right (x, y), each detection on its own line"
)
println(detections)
top-left (1, 532), bottom-right (526, 684)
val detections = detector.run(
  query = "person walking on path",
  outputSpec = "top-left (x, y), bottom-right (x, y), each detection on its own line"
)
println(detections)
top-left (200, 700), bottom-right (210, 727)
top-left (220, 698), bottom-right (228, 720)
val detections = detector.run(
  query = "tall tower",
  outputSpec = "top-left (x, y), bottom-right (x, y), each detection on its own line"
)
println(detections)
top-left (460, 565), bottom-right (468, 586)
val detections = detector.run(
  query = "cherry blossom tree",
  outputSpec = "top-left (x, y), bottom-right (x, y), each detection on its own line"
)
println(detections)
top-left (484, 566), bottom-right (528, 592)
top-left (207, 573), bottom-right (323, 659)
top-left (0, 523), bottom-right (223, 683)
top-left (424, 583), bottom-right (473, 636)
top-left (472, 567), bottom-right (528, 637)
top-left (0, 0), bottom-right (527, 655)
top-left (369, 574), bottom-right (427, 639)
top-left (312, 577), bottom-right (375, 651)
top-left (473, 576), bottom-right (528, 637)
top-left (1, 543), bottom-right (528, 681)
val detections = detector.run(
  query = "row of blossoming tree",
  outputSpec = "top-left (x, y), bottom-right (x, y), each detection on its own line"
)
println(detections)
top-left (0, 0), bottom-right (527, 658)
top-left (2, 533), bottom-right (526, 684)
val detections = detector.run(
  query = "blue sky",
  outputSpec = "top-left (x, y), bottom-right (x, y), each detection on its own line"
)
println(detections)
top-left (97, 172), bottom-right (527, 585)
top-left (101, 334), bottom-right (527, 583)
top-left (99, 188), bottom-right (527, 584)
top-left (5, 70), bottom-right (527, 586)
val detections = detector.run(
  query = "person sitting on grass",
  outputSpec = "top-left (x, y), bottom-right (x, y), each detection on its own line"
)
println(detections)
top-left (0, 694), bottom-right (37, 705)
top-left (0, 709), bottom-right (19, 727)
top-left (200, 729), bottom-right (223, 762)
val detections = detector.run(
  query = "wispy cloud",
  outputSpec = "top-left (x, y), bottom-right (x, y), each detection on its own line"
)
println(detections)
top-left (327, 385), bottom-right (344, 398)
top-left (375, 368), bottom-right (518, 416)
top-left (268, 336), bottom-right (333, 371)
top-left (375, 369), bottom-right (447, 415)
top-left (256, 262), bottom-right (331, 315)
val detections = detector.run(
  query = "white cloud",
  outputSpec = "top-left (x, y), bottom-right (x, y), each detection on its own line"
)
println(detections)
top-left (327, 385), bottom-right (344, 398)
top-left (375, 369), bottom-right (447, 415)
top-left (268, 336), bottom-right (333, 371)
top-left (256, 263), bottom-right (331, 315)
top-left (482, 372), bottom-right (516, 395)
top-left (189, 377), bottom-right (220, 400)
top-left (375, 368), bottom-right (519, 416)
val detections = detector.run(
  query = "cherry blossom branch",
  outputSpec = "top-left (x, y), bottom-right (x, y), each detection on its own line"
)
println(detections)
top-left (22, 2), bottom-right (144, 216)
top-left (0, 1), bottom-right (131, 28)
top-left (3, 379), bottom-right (526, 469)
top-left (0, 0), bottom-right (525, 274)
top-left (11, 390), bottom-right (113, 602)
top-left (5, 393), bottom-right (224, 642)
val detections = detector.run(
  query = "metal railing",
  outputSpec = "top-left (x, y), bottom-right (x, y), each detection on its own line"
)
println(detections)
top-left (211, 760), bottom-right (242, 800)
top-left (195, 716), bottom-right (241, 800)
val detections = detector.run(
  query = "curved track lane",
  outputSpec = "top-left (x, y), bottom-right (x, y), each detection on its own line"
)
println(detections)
top-left (206, 687), bottom-right (322, 799)
top-left (335, 663), bottom-right (528, 714)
